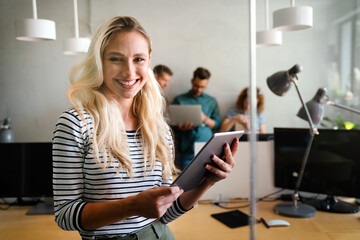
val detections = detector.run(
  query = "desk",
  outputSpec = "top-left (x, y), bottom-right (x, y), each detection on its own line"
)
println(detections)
top-left (168, 200), bottom-right (360, 240)
top-left (1, 201), bottom-right (359, 240)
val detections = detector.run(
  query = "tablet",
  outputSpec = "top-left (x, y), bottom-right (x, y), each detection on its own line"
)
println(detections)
top-left (172, 130), bottom-right (244, 192)
top-left (211, 210), bottom-right (249, 228)
top-left (168, 105), bottom-right (202, 126)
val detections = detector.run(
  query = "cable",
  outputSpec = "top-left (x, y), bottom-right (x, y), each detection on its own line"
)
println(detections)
top-left (0, 198), bottom-right (17, 210)
top-left (258, 188), bottom-right (285, 202)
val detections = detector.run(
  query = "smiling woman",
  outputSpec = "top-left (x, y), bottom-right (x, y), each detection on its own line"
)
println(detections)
top-left (102, 30), bottom-right (150, 106)
top-left (52, 16), bottom-right (239, 240)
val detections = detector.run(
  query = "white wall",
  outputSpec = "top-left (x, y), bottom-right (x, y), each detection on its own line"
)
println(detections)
top-left (0, 0), bottom-right (356, 142)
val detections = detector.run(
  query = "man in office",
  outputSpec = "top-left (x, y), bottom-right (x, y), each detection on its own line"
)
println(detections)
top-left (153, 64), bottom-right (173, 90)
top-left (173, 67), bottom-right (221, 170)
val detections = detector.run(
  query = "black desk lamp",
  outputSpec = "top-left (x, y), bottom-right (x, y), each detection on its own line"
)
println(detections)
top-left (267, 64), bottom-right (317, 218)
top-left (297, 87), bottom-right (360, 213)
top-left (298, 87), bottom-right (360, 120)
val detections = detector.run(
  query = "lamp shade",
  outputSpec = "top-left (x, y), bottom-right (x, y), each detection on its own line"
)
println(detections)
top-left (63, 37), bottom-right (91, 55)
top-left (15, 18), bottom-right (56, 41)
top-left (273, 6), bottom-right (313, 31)
top-left (297, 88), bottom-right (326, 125)
top-left (257, 30), bottom-right (282, 47)
top-left (267, 64), bottom-right (302, 96)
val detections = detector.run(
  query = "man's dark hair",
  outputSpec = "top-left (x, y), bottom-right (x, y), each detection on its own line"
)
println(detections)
top-left (193, 67), bottom-right (211, 80)
top-left (153, 64), bottom-right (173, 76)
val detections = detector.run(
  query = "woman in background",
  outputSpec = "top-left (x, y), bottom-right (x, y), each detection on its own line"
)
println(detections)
top-left (220, 87), bottom-right (265, 133)
top-left (52, 16), bottom-right (238, 240)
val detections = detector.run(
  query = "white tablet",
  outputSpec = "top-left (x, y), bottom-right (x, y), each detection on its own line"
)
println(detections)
top-left (168, 105), bottom-right (203, 127)
top-left (172, 130), bottom-right (244, 192)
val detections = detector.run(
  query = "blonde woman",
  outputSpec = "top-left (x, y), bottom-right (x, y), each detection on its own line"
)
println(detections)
top-left (52, 16), bottom-right (238, 240)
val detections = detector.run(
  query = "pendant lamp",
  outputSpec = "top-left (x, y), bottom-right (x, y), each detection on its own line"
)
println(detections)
top-left (63, 0), bottom-right (91, 55)
top-left (273, 0), bottom-right (313, 31)
top-left (257, 0), bottom-right (282, 47)
top-left (15, 0), bottom-right (56, 41)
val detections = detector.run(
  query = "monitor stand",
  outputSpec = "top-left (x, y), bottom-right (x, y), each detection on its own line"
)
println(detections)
top-left (302, 195), bottom-right (359, 214)
top-left (25, 197), bottom-right (54, 215)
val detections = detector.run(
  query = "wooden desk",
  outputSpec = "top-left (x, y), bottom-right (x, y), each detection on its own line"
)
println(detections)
top-left (168, 200), bottom-right (360, 240)
top-left (1, 201), bottom-right (359, 240)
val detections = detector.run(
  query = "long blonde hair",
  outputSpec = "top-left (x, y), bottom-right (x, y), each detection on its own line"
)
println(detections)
top-left (67, 16), bottom-right (175, 178)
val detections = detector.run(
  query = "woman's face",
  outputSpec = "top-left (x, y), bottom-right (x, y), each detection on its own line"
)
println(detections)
top-left (243, 97), bottom-right (259, 112)
top-left (102, 30), bottom-right (150, 103)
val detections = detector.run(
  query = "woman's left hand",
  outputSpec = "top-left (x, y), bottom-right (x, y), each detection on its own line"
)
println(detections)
top-left (204, 137), bottom-right (239, 184)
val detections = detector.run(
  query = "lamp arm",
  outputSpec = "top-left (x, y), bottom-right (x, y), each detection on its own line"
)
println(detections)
top-left (291, 79), bottom-right (318, 135)
top-left (295, 133), bottom-right (314, 192)
top-left (326, 101), bottom-right (360, 115)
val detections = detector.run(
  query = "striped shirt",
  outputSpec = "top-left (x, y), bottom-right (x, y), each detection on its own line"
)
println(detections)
top-left (52, 108), bottom-right (187, 239)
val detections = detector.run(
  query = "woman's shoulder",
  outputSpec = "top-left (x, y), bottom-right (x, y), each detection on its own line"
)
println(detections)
top-left (58, 108), bottom-right (93, 127)
top-left (226, 108), bottom-right (243, 115)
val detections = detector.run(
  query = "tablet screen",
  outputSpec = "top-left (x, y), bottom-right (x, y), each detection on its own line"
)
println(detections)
top-left (172, 131), bottom-right (244, 192)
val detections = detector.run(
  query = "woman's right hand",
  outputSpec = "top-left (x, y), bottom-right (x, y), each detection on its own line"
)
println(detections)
top-left (233, 114), bottom-right (250, 130)
top-left (133, 186), bottom-right (184, 219)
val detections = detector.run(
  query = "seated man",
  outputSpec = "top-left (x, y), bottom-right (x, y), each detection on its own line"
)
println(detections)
top-left (172, 67), bottom-right (221, 170)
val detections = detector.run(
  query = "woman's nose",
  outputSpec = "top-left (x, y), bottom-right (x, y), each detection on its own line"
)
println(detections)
top-left (121, 61), bottom-right (135, 78)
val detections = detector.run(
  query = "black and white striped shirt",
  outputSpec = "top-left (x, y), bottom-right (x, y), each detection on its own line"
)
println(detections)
top-left (52, 108), bottom-right (187, 239)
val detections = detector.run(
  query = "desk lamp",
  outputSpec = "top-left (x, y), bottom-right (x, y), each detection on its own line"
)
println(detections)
top-left (267, 64), bottom-right (317, 218)
top-left (297, 87), bottom-right (360, 213)
top-left (298, 88), bottom-right (360, 121)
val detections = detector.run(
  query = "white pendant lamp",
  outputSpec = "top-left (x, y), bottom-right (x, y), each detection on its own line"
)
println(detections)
top-left (15, 0), bottom-right (56, 41)
top-left (273, 0), bottom-right (313, 31)
top-left (63, 0), bottom-right (91, 55)
top-left (257, 0), bottom-right (282, 47)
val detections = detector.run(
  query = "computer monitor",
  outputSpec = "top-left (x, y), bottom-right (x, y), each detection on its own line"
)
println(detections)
top-left (239, 133), bottom-right (274, 142)
top-left (274, 128), bottom-right (360, 213)
top-left (0, 142), bottom-right (53, 214)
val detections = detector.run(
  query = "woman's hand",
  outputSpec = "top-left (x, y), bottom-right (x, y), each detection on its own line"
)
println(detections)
top-left (203, 137), bottom-right (239, 184)
top-left (177, 137), bottom-right (239, 210)
top-left (133, 186), bottom-right (184, 219)
top-left (233, 114), bottom-right (250, 131)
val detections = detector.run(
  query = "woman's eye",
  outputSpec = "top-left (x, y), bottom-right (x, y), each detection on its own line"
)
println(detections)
top-left (109, 57), bottom-right (119, 62)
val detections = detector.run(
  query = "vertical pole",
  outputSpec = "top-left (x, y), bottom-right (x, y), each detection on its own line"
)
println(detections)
top-left (32, 0), bottom-right (38, 19)
top-left (74, 0), bottom-right (79, 38)
top-left (249, 0), bottom-right (257, 239)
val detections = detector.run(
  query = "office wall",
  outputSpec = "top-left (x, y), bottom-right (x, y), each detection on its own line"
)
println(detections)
top-left (0, 0), bottom-right (356, 142)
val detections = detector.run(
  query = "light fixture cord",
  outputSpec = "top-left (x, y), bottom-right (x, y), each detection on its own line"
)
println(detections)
top-left (32, 0), bottom-right (37, 19)
top-left (73, 0), bottom-right (79, 38)
top-left (290, 0), bottom-right (295, 7)
top-left (265, 0), bottom-right (269, 30)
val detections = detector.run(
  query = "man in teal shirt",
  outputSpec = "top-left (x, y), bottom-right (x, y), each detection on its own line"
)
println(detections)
top-left (173, 67), bottom-right (221, 170)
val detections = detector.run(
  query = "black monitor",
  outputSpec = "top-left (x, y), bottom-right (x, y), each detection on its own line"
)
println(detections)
top-left (0, 142), bottom-right (53, 214)
top-left (274, 128), bottom-right (360, 213)
top-left (239, 133), bottom-right (274, 141)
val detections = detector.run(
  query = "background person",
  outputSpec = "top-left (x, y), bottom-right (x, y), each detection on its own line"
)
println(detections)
top-left (154, 64), bottom-right (173, 90)
top-left (172, 67), bottom-right (221, 170)
top-left (52, 16), bottom-right (238, 240)
top-left (220, 87), bottom-right (266, 133)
